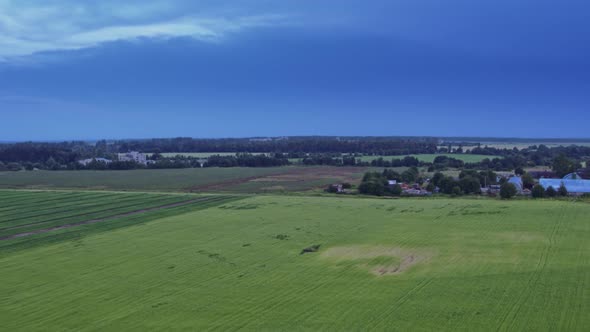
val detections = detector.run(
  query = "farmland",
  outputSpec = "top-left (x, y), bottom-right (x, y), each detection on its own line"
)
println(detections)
top-left (0, 167), bottom-right (370, 193)
top-left (357, 153), bottom-right (499, 163)
top-left (151, 152), bottom-right (498, 164)
top-left (1, 190), bottom-right (589, 330)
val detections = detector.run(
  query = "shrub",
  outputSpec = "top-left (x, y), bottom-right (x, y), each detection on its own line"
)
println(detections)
top-left (545, 186), bottom-right (557, 198)
top-left (558, 183), bottom-right (569, 197)
top-left (531, 184), bottom-right (545, 198)
top-left (426, 182), bottom-right (435, 192)
top-left (389, 184), bottom-right (402, 196)
top-left (451, 186), bottom-right (463, 197)
top-left (500, 183), bottom-right (517, 199)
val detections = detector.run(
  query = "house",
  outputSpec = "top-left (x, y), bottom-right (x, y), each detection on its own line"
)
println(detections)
top-left (78, 158), bottom-right (112, 166)
top-left (539, 173), bottom-right (590, 195)
top-left (387, 180), bottom-right (397, 186)
top-left (118, 151), bottom-right (148, 165)
top-left (326, 184), bottom-right (344, 193)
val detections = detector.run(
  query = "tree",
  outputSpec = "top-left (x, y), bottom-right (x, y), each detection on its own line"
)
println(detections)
top-left (545, 186), bottom-right (557, 198)
top-left (552, 154), bottom-right (576, 178)
top-left (521, 173), bottom-right (535, 189)
top-left (459, 176), bottom-right (481, 194)
top-left (401, 168), bottom-right (419, 183)
top-left (500, 183), bottom-right (517, 199)
top-left (426, 182), bottom-right (435, 192)
top-left (515, 167), bottom-right (525, 176)
top-left (431, 172), bottom-right (445, 187)
top-left (558, 182), bottom-right (569, 197)
top-left (531, 184), bottom-right (545, 198)
top-left (389, 184), bottom-right (403, 196)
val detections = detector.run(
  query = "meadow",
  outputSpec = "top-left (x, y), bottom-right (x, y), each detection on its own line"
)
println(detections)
top-left (356, 153), bottom-right (499, 163)
top-left (152, 152), bottom-right (498, 164)
top-left (1, 190), bottom-right (589, 331)
top-left (0, 167), bottom-right (370, 193)
top-left (157, 152), bottom-right (268, 158)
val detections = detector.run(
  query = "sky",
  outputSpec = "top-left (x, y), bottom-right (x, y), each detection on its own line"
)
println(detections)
top-left (0, 0), bottom-right (589, 141)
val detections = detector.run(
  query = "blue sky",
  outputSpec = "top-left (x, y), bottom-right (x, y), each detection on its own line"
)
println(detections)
top-left (1, 0), bottom-right (589, 140)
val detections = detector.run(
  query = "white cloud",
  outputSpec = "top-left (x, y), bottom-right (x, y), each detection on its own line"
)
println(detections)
top-left (0, 0), bottom-right (285, 60)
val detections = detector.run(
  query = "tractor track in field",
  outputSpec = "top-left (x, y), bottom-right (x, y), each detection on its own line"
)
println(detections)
top-left (0, 196), bottom-right (223, 241)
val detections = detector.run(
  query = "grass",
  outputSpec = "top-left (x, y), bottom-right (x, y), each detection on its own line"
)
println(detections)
top-left (0, 191), bottom-right (243, 253)
top-left (0, 168), bottom-right (292, 192)
top-left (0, 166), bottom-right (370, 193)
top-left (460, 142), bottom-right (590, 151)
top-left (1, 191), bottom-right (589, 330)
top-left (156, 152), bottom-right (268, 158)
top-left (357, 153), bottom-right (499, 163)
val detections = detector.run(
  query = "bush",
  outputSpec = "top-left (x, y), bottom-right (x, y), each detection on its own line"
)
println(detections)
top-left (531, 184), bottom-right (545, 198)
top-left (426, 182), bottom-right (435, 192)
top-left (389, 184), bottom-right (403, 196)
top-left (342, 183), bottom-right (352, 189)
top-left (500, 183), bottom-right (517, 199)
top-left (451, 186), bottom-right (463, 197)
top-left (558, 183), bottom-right (569, 197)
top-left (545, 186), bottom-right (557, 198)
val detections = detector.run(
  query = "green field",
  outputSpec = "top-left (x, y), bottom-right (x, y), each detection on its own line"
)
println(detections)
top-left (1, 191), bottom-right (589, 330)
top-left (0, 168), bottom-right (292, 192)
top-left (357, 153), bottom-right (499, 163)
top-left (461, 142), bottom-right (590, 151)
top-left (0, 167), bottom-right (369, 193)
top-left (153, 152), bottom-right (496, 164)
top-left (157, 152), bottom-right (268, 158)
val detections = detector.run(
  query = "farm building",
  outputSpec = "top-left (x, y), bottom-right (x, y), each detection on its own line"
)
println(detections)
top-left (540, 173), bottom-right (590, 194)
top-left (507, 176), bottom-right (524, 193)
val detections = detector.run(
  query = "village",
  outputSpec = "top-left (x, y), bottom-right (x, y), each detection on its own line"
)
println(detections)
top-left (328, 170), bottom-right (590, 198)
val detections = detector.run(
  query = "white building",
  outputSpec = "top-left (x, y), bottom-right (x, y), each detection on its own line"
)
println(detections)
top-left (118, 151), bottom-right (148, 165)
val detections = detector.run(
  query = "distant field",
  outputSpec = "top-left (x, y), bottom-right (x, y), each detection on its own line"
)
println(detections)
top-left (157, 152), bottom-right (268, 158)
top-left (0, 166), bottom-right (371, 193)
top-left (1, 192), bottom-right (589, 330)
top-left (357, 153), bottom-right (499, 163)
top-left (460, 142), bottom-right (590, 151)
top-left (0, 168), bottom-right (289, 192)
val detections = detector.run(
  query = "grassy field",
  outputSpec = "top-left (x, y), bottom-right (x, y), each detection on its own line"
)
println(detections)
top-left (1, 191), bottom-right (589, 330)
top-left (154, 152), bottom-right (497, 164)
top-left (357, 153), bottom-right (499, 163)
top-left (0, 167), bottom-right (370, 193)
top-left (459, 142), bottom-right (590, 151)
top-left (157, 152), bottom-right (268, 158)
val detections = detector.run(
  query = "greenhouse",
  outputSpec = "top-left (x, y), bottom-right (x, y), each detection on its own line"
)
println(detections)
top-left (539, 174), bottom-right (590, 194)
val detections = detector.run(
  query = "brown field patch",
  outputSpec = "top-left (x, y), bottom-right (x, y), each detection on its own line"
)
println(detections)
top-left (190, 166), bottom-right (367, 192)
top-left (321, 245), bottom-right (433, 276)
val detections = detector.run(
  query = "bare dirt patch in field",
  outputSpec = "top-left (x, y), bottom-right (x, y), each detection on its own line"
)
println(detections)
top-left (321, 245), bottom-right (433, 276)
top-left (191, 167), bottom-right (367, 192)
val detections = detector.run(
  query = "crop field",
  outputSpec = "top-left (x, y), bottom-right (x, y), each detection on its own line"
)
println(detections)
top-left (156, 152), bottom-right (268, 158)
top-left (0, 191), bottom-right (242, 253)
top-left (1, 191), bottom-right (589, 331)
top-left (0, 166), bottom-right (370, 193)
top-left (460, 141), bottom-right (590, 151)
top-left (357, 153), bottom-right (499, 163)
